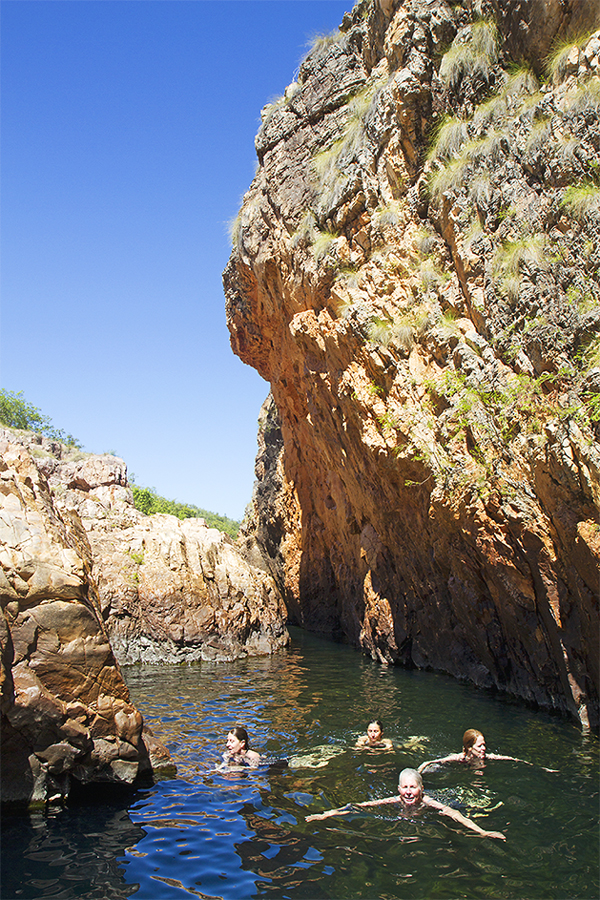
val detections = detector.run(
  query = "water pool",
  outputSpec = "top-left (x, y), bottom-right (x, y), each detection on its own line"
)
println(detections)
top-left (2, 628), bottom-right (598, 899)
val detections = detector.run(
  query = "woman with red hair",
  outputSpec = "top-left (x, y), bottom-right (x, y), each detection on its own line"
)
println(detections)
top-left (417, 729), bottom-right (529, 774)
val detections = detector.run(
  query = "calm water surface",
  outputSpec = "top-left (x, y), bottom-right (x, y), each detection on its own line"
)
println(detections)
top-left (2, 628), bottom-right (598, 899)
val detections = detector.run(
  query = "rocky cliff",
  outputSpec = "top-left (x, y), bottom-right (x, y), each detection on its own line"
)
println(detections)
top-left (1, 428), bottom-right (289, 665)
top-left (0, 438), bottom-right (171, 806)
top-left (224, 0), bottom-right (600, 728)
top-left (1, 430), bottom-right (289, 805)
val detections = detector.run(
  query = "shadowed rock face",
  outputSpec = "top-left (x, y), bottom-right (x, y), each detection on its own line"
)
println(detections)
top-left (0, 439), bottom-right (171, 807)
top-left (224, 0), bottom-right (600, 727)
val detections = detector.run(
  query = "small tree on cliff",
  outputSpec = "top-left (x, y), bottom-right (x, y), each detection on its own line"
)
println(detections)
top-left (0, 389), bottom-right (82, 447)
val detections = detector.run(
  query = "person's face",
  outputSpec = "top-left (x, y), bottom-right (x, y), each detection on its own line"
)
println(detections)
top-left (398, 774), bottom-right (423, 807)
top-left (227, 732), bottom-right (245, 754)
top-left (367, 722), bottom-right (383, 743)
top-left (467, 734), bottom-right (486, 760)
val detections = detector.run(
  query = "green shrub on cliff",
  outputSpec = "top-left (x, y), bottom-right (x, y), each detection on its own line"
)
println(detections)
top-left (0, 389), bottom-right (82, 448)
top-left (561, 183), bottom-right (600, 220)
top-left (131, 484), bottom-right (240, 538)
top-left (439, 19), bottom-right (499, 89)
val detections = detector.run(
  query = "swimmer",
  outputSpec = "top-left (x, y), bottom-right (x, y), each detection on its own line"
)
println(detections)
top-left (221, 725), bottom-right (261, 768)
top-left (306, 767), bottom-right (505, 840)
top-left (417, 728), bottom-right (554, 774)
top-left (355, 719), bottom-right (393, 750)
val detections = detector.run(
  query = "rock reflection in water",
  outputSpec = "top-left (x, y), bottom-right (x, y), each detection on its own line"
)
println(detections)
top-left (1, 800), bottom-right (145, 900)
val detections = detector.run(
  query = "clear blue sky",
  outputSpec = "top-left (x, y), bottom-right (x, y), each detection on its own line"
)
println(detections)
top-left (1, 0), bottom-right (352, 520)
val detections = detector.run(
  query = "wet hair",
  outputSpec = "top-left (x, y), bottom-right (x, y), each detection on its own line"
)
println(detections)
top-left (398, 768), bottom-right (423, 790)
top-left (367, 720), bottom-right (384, 732)
top-left (229, 725), bottom-right (251, 750)
top-left (462, 729), bottom-right (484, 751)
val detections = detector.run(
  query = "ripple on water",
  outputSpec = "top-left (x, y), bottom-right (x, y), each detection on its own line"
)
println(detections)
top-left (2, 632), bottom-right (598, 900)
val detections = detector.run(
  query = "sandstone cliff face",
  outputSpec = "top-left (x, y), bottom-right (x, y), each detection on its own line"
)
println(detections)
top-left (1, 429), bottom-right (289, 666)
top-left (0, 438), bottom-right (170, 806)
top-left (225, 0), bottom-right (600, 727)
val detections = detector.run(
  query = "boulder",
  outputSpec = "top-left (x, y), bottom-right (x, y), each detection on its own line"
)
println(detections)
top-left (0, 439), bottom-right (171, 807)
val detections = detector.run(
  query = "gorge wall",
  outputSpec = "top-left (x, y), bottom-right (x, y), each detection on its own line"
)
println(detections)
top-left (224, 0), bottom-right (600, 728)
top-left (1, 430), bottom-right (289, 805)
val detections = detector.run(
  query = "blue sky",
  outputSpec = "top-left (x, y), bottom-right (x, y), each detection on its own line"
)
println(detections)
top-left (1, 0), bottom-right (352, 520)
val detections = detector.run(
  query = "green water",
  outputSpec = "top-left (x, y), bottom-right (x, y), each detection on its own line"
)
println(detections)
top-left (2, 627), bottom-right (598, 899)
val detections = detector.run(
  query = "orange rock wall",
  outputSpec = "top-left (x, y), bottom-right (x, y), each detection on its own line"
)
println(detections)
top-left (225, 0), bottom-right (600, 726)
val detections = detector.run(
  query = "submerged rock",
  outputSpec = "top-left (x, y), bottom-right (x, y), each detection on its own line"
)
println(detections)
top-left (224, 0), bottom-right (600, 727)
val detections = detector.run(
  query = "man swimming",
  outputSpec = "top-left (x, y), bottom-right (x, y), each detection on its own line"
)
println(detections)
top-left (306, 767), bottom-right (505, 840)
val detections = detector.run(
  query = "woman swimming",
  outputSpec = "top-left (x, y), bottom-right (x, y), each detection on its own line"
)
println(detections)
top-left (355, 719), bottom-right (393, 750)
top-left (221, 725), bottom-right (262, 768)
top-left (306, 767), bottom-right (505, 840)
top-left (417, 728), bottom-right (538, 773)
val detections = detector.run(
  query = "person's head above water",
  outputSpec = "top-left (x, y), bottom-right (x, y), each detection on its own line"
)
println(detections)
top-left (227, 725), bottom-right (251, 754)
top-left (366, 720), bottom-right (384, 743)
top-left (397, 768), bottom-right (424, 807)
top-left (462, 729), bottom-right (486, 759)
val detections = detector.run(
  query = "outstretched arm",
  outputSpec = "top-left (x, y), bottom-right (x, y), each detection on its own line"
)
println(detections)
top-left (424, 796), bottom-right (505, 840)
top-left (306, 795), bottom-right (401, 822)
top-left (417, 753), bottom-right (462, 773)
top-left (487, 753), bottom-right (527, 763)
top-left (486, 753), bottom-right (558, 772)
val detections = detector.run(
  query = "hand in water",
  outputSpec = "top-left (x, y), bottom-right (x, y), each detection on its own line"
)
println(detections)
top-left (483, 830), bottom-right (506, 840)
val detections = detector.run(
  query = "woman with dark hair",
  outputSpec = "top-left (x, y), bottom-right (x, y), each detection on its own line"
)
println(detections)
top-left (306, 768), bottom-right (505, 839)
top-left (222, 725), bottom-right (262, 768)
top-left (355, 719), bottom-right (393, 750)
top-left (417, 729), bottom-right (533, 773)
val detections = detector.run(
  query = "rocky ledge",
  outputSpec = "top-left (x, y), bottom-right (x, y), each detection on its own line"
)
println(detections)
top-left (225, 0), bottom-right (600, 728)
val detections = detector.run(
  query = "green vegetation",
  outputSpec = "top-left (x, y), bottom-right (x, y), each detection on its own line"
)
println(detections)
top-left (305, 28), bottom-right (344, 56)
top-left (428, 155), bottom-right (472, 202)
top-left (312, 75), bottom-right (386, 204)
top-left (427, 115), bottom-right (468, 162)
top-left (0, 388), bottom-right (240, 537)
top-left (564, 77), bottom-right (600, 116)
top-left (439, 18), bottom-right (499, 89)
top-left (545, 30), bottom-right (598, 83)
top-left (131, 484), bottom-right (240, 538)
top-left (312, 229), bottom-right (339, 262)
top-left (371, 200), bottom-right (404, 229)
top-left (561, 183), bottom-right (600, 220)
top-left (228, 211), bottom-right (242, 251)
top-left (492, 234), bottom-right (547, 293)
top-left (0, 389), bottom-right (83, 447)
top-left (291, 210), bottom-right (318, 248)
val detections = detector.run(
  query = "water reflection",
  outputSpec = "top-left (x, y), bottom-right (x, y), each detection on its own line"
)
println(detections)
top-left (3, 629), bottom-right (598, 900)
top-left (1, 801), bottom-right (144, 900)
